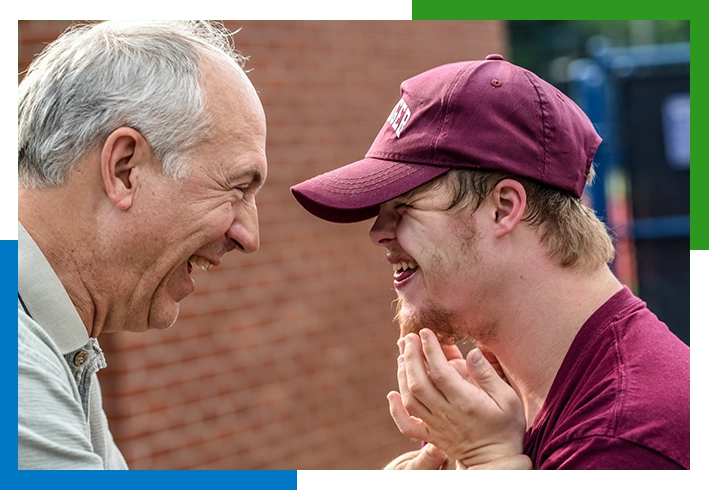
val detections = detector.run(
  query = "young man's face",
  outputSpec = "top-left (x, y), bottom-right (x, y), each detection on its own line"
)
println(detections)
top-left (369, 176), bottom-right (496, 344)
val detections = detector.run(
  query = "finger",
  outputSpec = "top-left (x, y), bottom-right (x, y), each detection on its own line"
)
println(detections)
top-left (407, 443), bottom-right (449, 469)
top-left (478, 343), bottom-right (508, 381)
top-left (397, 352), bottom-right (431, 417)
top-left (401, 334), bottom-right (442, 410)
top-left (419, 329), bottom-right (471, 401)
top-left (465, 454), bottom-right (533, 470)
top-left (387, 391), bottom-right (430, 441)
top-left (383, 450), bottom-right (420, 470)
top-left (441, 343), bottom-right (464, 361)
top-left (466, 348), bottom-right (513, 403)
top-left (440, 457), bottom-right (457, 470)
top-left (447, 358), bottom-right (470, 380)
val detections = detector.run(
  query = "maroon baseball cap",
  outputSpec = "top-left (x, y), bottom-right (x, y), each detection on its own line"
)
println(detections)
top-left (291, 54), bottom-right (602, 223)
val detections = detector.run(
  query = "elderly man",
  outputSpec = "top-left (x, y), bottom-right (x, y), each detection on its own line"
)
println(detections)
top-left (291, 55), bottom-right (689, 469)
top-left (18, 21), bottom-right (267, 469)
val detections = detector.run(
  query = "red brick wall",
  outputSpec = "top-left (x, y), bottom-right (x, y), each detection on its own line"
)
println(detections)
top-left (18, 20), bottom-right (507, 469)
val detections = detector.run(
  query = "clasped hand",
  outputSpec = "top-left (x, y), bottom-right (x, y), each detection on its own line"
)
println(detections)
top-left (386, 328), bottom-right (527, 469)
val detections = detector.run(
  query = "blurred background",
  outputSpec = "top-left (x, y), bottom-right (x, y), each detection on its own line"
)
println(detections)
top-left (18, 20), bottom-right (690, 469)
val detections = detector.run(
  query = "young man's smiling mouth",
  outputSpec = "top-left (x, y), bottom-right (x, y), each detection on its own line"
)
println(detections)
top-left (391, 259), bottom-right (419, 284)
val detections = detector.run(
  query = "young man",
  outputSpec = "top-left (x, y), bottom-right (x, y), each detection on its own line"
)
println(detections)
top-left (291, 55), bottom-right (689, 469)
top-left (18, 21), bottom-right (267, 469)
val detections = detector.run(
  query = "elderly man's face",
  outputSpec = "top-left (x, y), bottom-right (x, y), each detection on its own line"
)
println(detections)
top-left (368, 177), bottom-right (498, 344)
top-left (125, 58), bottom-right (267, 332)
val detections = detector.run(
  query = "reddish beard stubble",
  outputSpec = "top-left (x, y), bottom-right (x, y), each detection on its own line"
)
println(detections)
top-left (395, 295), bottom-right (466, 345)
top-left (394, 294), bottom-right (499, 348)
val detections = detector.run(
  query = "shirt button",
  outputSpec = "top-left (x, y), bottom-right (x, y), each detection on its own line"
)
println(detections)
top-left (73, 350), bottom-right (89, 366)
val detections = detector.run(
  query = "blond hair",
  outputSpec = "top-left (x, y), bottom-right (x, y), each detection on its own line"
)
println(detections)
top-left (442, 168), bottom-right (615, 272)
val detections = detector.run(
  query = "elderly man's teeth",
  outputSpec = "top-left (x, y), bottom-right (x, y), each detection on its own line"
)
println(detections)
top-left (189, 255), bottom-right (212, 272)
top-left (392, 261), bottom-right (418, 272)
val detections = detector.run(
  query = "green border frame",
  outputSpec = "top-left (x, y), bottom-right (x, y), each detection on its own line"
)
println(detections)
top-left (6, 5), bottom-right (710, 490)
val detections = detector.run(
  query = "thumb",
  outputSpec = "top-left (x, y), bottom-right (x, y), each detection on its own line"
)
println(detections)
top-left (466, 348), bottom-right (510, 399)
top-left (412, 443), bottom-right (449, 469)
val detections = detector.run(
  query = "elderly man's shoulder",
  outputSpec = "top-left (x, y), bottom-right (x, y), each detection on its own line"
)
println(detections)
top-left (18, 307), bottom-right (67, 374)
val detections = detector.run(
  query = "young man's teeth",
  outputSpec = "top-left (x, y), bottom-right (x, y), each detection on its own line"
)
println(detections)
top-left (189, 255), bottom-right (212, 272)
top-left (392, 261), bottom-right (418, 272)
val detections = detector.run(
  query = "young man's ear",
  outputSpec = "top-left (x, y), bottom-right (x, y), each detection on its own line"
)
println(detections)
top-left (100, 127), bottom-right (152, 211)
top-left (491, 178), bottom-right (526, 238)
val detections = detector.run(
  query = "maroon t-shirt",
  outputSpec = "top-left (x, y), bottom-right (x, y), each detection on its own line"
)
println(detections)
top-left (524, 286), bottom-right (689, 469)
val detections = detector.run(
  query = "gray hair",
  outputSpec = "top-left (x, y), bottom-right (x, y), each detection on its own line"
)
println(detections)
top-left (18, 21), bottom-right (247, 188)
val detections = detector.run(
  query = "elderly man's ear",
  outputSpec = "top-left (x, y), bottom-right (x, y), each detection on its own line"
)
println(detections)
top-left (491, 178), bottom-right (526, 238)
top-left (101, 127), bottom-right (154, 211)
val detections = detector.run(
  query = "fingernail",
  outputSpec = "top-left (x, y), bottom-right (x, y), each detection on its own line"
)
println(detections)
top-left (420, 330), bottom-right (429, 342)
top-left (397, 355), bottom-right (404, 365)
top-left (404, 335), bottom-right (413, 345)
top-left (470, 348), bottom-right (483, 366)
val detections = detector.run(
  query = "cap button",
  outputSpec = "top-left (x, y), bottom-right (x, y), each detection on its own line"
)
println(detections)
top-left (485, 54), bottom-right (505, 61)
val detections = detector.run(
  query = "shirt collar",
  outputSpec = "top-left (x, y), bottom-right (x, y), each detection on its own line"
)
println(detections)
top-left (18, 221), bottom-right (89, 354)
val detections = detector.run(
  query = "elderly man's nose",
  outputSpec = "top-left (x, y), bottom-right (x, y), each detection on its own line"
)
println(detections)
top-left (227, 214), bottom-right (260, 254)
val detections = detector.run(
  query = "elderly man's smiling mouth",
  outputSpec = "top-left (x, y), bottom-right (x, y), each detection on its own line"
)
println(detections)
top-left (189, 254), bottom-right (214, 272)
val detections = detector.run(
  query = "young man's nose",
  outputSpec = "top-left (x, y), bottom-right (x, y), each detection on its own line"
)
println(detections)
top-left (369, 203), bottom-right (398, 246)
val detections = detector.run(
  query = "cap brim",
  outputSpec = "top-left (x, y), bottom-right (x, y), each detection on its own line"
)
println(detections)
top-left (291, 158), bottom-right (450, 223)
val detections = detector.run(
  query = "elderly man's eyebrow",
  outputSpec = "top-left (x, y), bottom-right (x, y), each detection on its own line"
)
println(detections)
top-left (231, 168), bottom-right (264, 186)
top-left (226, 168), bottom-right (266, 195)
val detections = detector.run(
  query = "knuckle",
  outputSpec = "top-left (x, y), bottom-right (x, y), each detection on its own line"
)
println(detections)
top-left (477, 365), bottom-right (495, 380)
top-left (402, 393), bottom-right (418, 413)
top-left (408, 380), bottom-right (426, 397)
top-left (455, 399), bottom-right (475, 416)
top-left (428, 368), bottom-right (447, 385)
top-left (399, 425), bottom-right (420, 440)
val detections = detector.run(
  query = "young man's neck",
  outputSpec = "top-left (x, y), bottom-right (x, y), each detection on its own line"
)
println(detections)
top-left (478, 264), bottom-right (622, 429)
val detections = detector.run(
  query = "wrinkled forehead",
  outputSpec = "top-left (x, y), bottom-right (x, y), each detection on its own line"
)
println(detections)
top-left (201, 56), bottom-right (266, 132)
top-left (199, 51), bottom-right (261, 107)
